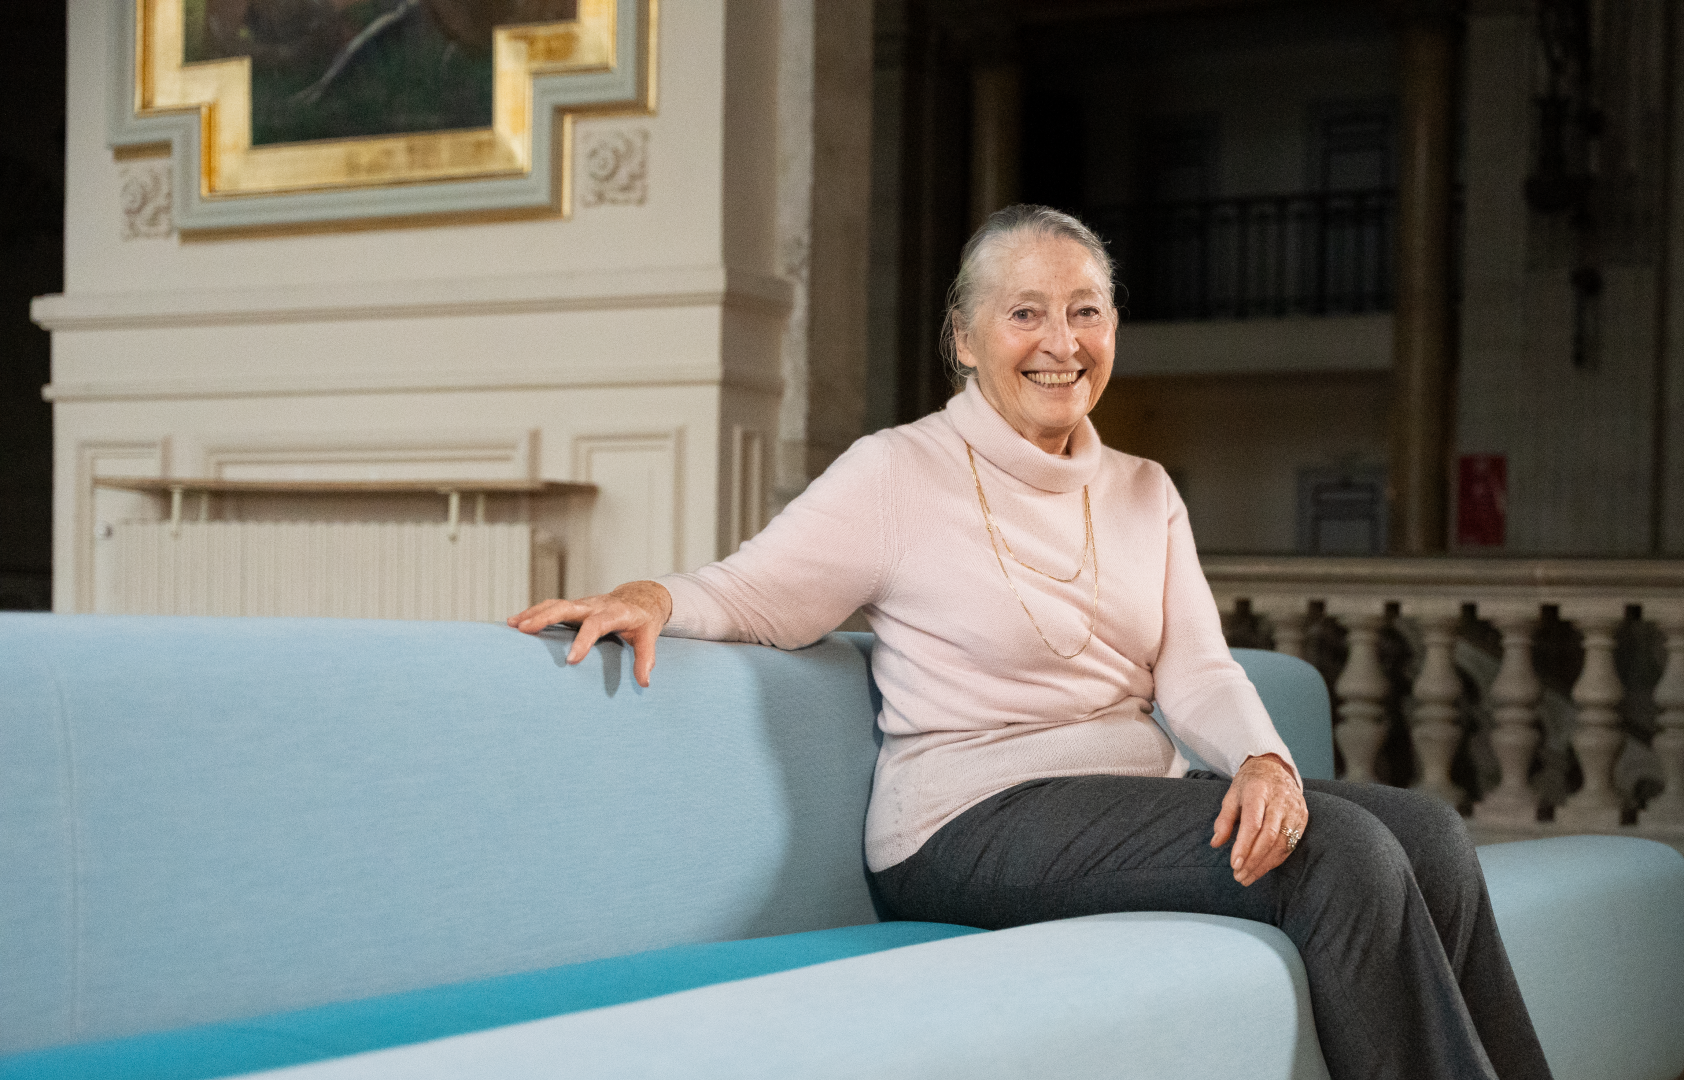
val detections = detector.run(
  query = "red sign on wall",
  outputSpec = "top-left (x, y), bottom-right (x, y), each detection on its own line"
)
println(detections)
top-left (1456, 454), bottom-right (1507, 547)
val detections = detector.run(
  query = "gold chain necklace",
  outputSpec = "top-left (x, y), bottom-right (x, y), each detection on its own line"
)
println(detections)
top-left (965, 442), bottom-right (1099, 659)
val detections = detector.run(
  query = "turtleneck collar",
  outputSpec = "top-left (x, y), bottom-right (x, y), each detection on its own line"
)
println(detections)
top-left (944, 377), bottom-right (1102, 494)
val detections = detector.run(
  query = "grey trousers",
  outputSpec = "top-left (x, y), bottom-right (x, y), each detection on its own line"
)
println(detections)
top-left (871, 774), bottom-right (1554, 1080)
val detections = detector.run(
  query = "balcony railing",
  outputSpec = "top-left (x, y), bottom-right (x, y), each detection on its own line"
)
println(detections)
top-left (1090, 189), bottom-right (1397, 321)
top-left (1203, 556), bottom-right (1684, 850)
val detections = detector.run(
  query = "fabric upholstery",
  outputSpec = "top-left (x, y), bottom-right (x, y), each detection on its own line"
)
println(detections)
top-left (0, 615), bottom-right (882, 1052)
top-left (228, 913), bottom-right (1334, 1080)
top-left (0, 634), bottom-right (77, 1044)
top-left (0, 922), bottom-right (981, 1080)
top-left (1479, 836), bottom-right (1684, 1080)
top-left (1224, 649), bottom-right (1336, 781)
top-left (9, 614), bottom-right (1682, 1080)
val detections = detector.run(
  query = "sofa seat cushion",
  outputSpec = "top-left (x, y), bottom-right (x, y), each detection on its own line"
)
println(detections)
top-left (1478, 835), bottom-right (1684, 1080)
top-left (224, 911), bottom-right (1333, 1080)
top-left (0, 922), bottom-right (982, 1080)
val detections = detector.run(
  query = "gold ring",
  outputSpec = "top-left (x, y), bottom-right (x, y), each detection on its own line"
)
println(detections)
top-left (1281, 826), bottom-right (1303, 852)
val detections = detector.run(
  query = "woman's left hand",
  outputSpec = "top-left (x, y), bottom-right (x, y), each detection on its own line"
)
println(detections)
top-left (1210, 753), bottom-right (1307, 887)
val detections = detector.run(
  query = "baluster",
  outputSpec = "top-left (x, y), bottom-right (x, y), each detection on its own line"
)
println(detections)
top-left (1472, 606), bottom-right (1542, 826)
top-left (1212, 591), bottom-right (1241, 645)
top-left (1254, 595), bottom-right (1308, 659)
top-left (1407, 603), bottom-right (1465, 806)
top-left (1556, 606), bottom-right (1628, 829)
top-left (1640, 608), bottom-right (1684, 831)
top-left (1330, 602), bottom-right (1389, 784)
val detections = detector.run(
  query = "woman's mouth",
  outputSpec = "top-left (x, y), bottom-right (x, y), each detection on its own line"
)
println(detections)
top-left (1023, 369), bottom-right (1084, 387)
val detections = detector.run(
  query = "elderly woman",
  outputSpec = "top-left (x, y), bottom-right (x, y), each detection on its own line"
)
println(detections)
top-left (511, 205), bottom-right (1552, 1080)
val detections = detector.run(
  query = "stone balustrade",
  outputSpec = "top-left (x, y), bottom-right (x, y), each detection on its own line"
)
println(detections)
top-left (1202, 556), bottom-right (1684, 848)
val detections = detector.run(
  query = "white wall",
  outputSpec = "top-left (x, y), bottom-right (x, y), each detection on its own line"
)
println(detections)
top-left (42, 0), bottom-right (801, 611)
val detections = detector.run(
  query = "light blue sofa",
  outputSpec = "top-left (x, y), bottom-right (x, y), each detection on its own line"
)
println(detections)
top-left (2, 614), bottom-right (1681, 1080)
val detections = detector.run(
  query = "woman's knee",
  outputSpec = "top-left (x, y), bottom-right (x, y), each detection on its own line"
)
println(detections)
top-left (1305, 782), bottom-right (1482, 886)
top-left (1389, 786), bottom-right (1471, 844)
top-left (1289, 793), bottom-right (1417, 919)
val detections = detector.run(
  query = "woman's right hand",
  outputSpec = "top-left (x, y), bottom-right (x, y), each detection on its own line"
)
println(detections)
top-left (508, 581), bottom-right (673, 688)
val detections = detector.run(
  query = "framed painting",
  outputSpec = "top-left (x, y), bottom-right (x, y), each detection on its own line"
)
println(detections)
top-left (109, 0), bottom-right (655, 235)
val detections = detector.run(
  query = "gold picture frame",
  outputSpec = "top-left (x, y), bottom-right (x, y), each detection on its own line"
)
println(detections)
top-left (113, 0), bottom-right (655, 233)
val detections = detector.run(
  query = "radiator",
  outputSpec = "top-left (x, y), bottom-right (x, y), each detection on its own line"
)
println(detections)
top-left (110, 521), bottom-right (553, 621)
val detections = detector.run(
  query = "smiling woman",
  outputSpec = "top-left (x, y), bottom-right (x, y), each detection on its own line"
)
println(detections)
top-left (510, 205), bottom-right (1557, 1080)
top-left (946, 206), bottom-right (1117, 455)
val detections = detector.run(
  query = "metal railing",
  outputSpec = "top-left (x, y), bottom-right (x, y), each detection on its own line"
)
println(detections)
top-left (1090, 189), bottom-right (1397, 321)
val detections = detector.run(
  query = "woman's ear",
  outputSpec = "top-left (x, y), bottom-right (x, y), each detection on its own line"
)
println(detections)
top-left (951, 313), bottom-right (974, 367)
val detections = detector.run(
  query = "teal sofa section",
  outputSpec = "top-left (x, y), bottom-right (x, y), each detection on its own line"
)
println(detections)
top-left (0, 922), bottom-right (981, 1080)
top-left (2, 613), bottom-right (1682, 1080)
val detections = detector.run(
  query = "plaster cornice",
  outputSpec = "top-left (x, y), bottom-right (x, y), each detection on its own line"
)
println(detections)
top-left (31, 265), bottom-right (795, 332)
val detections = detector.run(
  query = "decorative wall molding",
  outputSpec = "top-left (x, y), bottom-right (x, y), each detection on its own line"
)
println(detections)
top-left (118, 160), bottom-right (173, 240)
top-left (77, 438), bottom-right (169, 613)
top-left (42, 362), bottom-right (782, 404)
top-left (31, 266), bottom-right (794, 332)
top-left (572, 430), bottom-right (683, 594)
top-left (580, 128), bottom-right (650, 207)
top-left (728, 426), bottom-right (766, 553)
top-left (197, 430), bottom-right (541, 482)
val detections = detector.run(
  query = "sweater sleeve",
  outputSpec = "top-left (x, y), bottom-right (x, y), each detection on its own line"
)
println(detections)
top-left (1151, 474), bottom-right (1302, 788)
top-left (655, 434), bottom-right (896, 650)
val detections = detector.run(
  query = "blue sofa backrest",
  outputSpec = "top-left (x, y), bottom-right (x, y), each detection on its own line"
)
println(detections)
top-left (1228, 648), bottom-right (1336, 781)
top-left (0, 616), bottom-right (882, 1052)
top-left (0, 616), bottom-right (1334, 1054)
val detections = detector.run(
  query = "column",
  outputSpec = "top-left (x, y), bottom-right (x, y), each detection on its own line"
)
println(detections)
top-left (1472, 605), bottom-right (1542, 825)
top-left (1331, 602), bottom-right (1390, 784)
top-left (1640, 608), bottom-right (1684, 830)
top-left (968, 62), bottom-right (1021, 231)
top-left (1556, 606), bottom-right (1628, 829)
top-left (1388, 3), bottom-right (1457, 553)
top-left (1407, 603), bottom-right (1465, 805)
top-left (1254, 595), bottom-right (1309, 658)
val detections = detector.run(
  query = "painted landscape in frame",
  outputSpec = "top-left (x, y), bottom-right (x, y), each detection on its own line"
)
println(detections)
top-left (183, 0), bottom-right (580, 146)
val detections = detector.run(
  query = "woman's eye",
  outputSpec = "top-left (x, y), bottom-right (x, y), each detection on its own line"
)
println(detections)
top-left (1011, 308), bottom-right (1034, 321)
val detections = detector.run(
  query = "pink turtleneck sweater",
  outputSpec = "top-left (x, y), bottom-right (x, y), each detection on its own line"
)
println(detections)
top-left (659, 379), bottom-right (1298, 872)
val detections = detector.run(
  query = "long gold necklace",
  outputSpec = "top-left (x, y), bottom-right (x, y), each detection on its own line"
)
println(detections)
top-left (965, 442), bottom-right (1099, 659)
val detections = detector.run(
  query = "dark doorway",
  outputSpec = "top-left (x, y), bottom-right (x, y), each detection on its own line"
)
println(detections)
top-left (0, 3), bottom-right (63, 610)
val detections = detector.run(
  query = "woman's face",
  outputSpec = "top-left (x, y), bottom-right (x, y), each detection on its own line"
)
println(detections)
top-left (955, 235), bottom-right (1116, 455)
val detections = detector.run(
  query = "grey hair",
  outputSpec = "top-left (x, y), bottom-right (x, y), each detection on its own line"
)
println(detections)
top-left (941, 204), bottom-right (1118, 381)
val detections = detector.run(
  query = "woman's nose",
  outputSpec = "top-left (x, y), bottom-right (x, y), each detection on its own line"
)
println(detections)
top-left (1042, 312), bottom-right (1079, 358)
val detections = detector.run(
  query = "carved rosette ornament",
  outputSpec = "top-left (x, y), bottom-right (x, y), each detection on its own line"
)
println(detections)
top-left (580, 128), bottom-right (649, 208)
top-left (119, 161), bottom-right (174, 240)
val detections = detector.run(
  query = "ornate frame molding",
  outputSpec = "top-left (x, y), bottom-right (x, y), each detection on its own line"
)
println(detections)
top-left (108, 0), bottom-right (655, 235)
